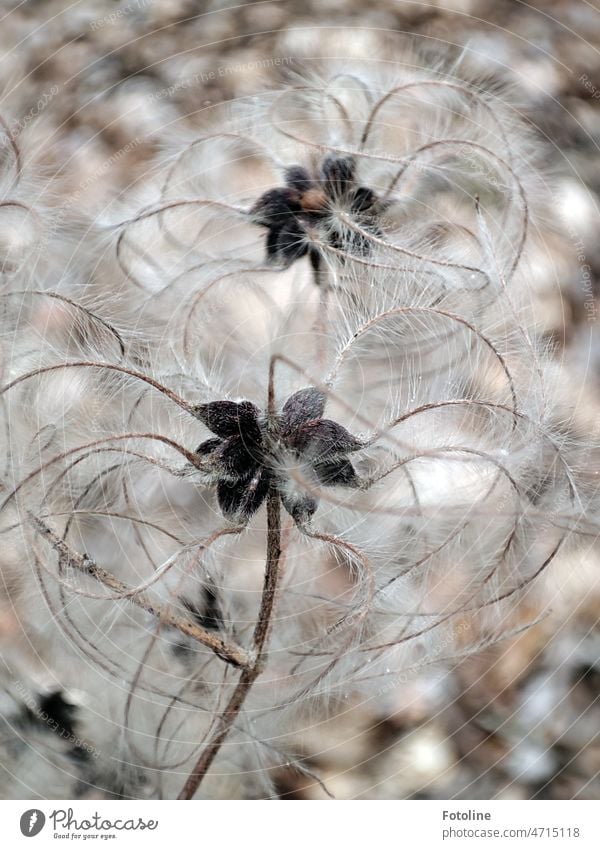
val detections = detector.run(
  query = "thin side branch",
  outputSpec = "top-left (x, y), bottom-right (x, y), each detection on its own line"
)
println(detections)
top-left (29, 514), bottom-right (250, 669)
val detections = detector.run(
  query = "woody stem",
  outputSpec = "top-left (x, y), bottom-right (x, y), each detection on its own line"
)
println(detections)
top-left (177, 487), bottom-right (282, 799)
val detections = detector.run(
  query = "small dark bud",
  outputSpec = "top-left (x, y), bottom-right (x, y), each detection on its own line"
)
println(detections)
top-left (321, 155), bottom-right (356, 198)
top-left (217, 436), bottom-right (262, 480)
top-left (192, 389), bottom-right (362, 526)
top-left (182, 586), bottom-right (223, 632)
top-left (273, 219), bottom-right (309, 266)
top-left (280, 489), bottom-right (319, 525)
top-left (282, 387), bottom-right (327, 430)
top-left (351, 185), bottom-right (378, 213)
top-left (250, 188), bottom-right (301, 227)
top-left (217, 469), bottom-right (270, 521)
top-left (289, 419), bottom-right (363, 458)
top-left (285, 166), bottom-right (313, 193)
top-left (315, 458), bottom-right (360, 488)
top-left (196, 437), bottom-right (222, 456)
top-left (193, 400), bottom-right (260, 439)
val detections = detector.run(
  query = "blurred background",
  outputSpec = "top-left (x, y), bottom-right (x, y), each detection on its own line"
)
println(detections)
top-left (1, 0), bottom-right (600, 799)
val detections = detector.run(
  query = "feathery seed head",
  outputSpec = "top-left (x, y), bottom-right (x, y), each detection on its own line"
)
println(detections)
top-left (193, 388), bottom-right (362, 524)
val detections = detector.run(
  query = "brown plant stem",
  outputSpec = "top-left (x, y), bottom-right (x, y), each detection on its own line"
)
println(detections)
top-left (177, 488), bottom-right (282, 799)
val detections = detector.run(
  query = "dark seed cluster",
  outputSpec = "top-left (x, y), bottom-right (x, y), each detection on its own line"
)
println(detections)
top-left (193, 387), bottom-right (362, 525)
top-left (250, 154), bottom-right (383, 270)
